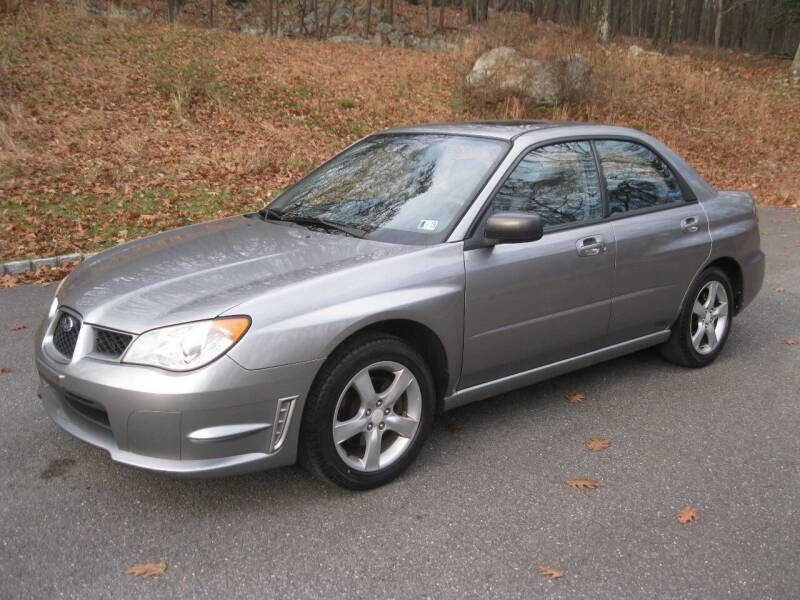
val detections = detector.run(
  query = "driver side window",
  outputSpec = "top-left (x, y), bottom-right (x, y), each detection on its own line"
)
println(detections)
top-left (491, 141), bottom-right (601, 229)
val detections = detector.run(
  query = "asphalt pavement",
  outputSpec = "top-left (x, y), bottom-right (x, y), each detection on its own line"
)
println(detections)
top-left (1, 207), bottom-right (798, 599)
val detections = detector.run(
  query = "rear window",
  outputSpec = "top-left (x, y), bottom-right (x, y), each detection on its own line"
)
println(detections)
top-left (595, 140), bottom-right (685, 214)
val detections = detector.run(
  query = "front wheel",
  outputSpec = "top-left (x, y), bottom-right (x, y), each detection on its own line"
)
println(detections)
top-left (660, 267), bottom-right (733, 368)
top-left (300, 334), bottom-right (435, 490)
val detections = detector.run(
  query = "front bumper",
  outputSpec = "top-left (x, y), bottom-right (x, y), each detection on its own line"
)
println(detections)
top-left (35, 315), bottom-right (323, 477)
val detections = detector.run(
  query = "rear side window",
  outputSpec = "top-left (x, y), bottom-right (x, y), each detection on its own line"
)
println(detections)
top-left (595, 140), bottom-right (684, 214)
top-left (491, 141), bottom-right (601, 228)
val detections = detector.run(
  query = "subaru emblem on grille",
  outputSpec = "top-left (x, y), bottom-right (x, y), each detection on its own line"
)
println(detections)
top-left (61, 315), bottom-right (75, 332)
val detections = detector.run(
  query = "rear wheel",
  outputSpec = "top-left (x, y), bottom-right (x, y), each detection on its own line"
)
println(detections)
top-left (300, 334), bottom-right (435, 490)
top-left (660, 267), bottom-right (733, 368)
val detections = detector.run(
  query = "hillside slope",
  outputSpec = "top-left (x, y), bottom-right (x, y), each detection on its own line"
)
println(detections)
top-left (1, 4), bottom-right (798, 267)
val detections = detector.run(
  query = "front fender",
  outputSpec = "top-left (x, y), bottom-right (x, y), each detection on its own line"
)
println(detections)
top-left (225, 243), bottom-right (466, 379)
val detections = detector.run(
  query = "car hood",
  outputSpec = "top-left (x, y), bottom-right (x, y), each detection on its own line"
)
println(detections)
top-left (58, 216), bottom-right (417, 333)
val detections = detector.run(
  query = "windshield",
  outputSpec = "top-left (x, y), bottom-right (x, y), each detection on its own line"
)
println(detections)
top-left (268, 134), bottom-right (509, 244)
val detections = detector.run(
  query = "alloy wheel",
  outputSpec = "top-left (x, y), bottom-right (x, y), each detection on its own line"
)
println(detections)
top-left (690, 280), bottom-right (729, 355)
top-left (332, 361), bottom-right (422, 472)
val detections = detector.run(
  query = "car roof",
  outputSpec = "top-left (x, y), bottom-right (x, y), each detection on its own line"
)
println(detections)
top-left (381, 120), bottom-right (587, 141)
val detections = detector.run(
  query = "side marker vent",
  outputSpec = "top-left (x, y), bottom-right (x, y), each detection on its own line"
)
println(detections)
top-left (270, 396), bottom-right (297, 452)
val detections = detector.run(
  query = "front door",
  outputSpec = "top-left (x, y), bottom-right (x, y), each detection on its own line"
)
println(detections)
top-left (460, 141), bottom-right (616, 389)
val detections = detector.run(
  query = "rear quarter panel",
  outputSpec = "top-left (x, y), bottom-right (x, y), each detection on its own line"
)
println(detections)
top-left (701, 190), bottom-right (764, 311)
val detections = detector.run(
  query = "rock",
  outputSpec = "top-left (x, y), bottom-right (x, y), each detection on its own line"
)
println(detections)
top-left (240, 24), bottom-right (264, 35)
top-left (406, 35), bottom-right (457, 52)
top-left (465, 47), bottom-right (592, 106)
top-left (628, 44), bottom-right (661, 58)
top-left (544, 53), bottom-right (593, 103)
top-left (281, 22), bottom-right (301, 37)
top-left (628, 44), bottom-right (644, 57)
top-left (328, 35), bottom-right (368, 44)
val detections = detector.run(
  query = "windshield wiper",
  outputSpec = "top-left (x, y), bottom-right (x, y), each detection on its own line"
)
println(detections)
top-left (258, 207), bottom-right (285, 221)
top-left (279, 215), bottom-right (365, 238)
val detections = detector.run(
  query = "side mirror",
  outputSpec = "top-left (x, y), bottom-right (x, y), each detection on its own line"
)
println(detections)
top-left (484, 212), bottom-right (543, 245)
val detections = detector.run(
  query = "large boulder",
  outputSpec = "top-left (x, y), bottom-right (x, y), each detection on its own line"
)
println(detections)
top-left (465, 47), bottom-right (592, 106)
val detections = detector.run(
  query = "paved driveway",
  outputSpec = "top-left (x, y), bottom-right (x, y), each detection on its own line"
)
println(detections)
top-left (1, 207), bottom-right (798, 599)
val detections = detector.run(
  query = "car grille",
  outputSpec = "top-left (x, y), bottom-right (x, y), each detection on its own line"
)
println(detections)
top-left (52, 312), bottom-right (81, 358)
top-left (94, 328), bottom-right (133, 358)
top-left (64, 391), bottom-right (111, 429)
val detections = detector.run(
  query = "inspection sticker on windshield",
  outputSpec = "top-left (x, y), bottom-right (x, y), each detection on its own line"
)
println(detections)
top-left (417, 219), bottom-right (439, 231)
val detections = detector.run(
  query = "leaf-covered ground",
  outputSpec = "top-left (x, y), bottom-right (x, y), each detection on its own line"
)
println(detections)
top-left (1, 4), bottom-right (798, 265)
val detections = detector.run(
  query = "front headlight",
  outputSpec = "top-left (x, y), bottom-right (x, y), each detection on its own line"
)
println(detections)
top-left (49, 273), bottom-right (70, 318)
top-left (122, 317), bottom-right (250, 371)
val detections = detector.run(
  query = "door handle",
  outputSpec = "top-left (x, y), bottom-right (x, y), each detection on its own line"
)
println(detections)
top-left (681, 216), bottom-right (700, 233)
top-left (576, 236), bottom-right (606, 257)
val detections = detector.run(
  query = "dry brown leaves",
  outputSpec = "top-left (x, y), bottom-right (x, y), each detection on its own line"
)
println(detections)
top-left (444, 423), bottom-right (463, 434)
top-left (784, 338), bottom-right (798, 346)
top-left (585, 437), bottom-right (611, 452)
top-left (10, 323), bottom-right (27, 330)
top-left (566, 478), bottom-right (603, 491)
top-left (676, 507), bottom-right (698, 524)
top-left (125, 560), bottom-right (167, 579)
top-left (775, 287), bottom-right (785, 292)
top-left (539, 566), bottom-right (564, 580)
top-left (0, 262), bottom-right (79, 287)
top-left (565, 393), bottom-right (586, 404)
top-left (2, 4), bottom-right (797, 264)
top-left (0, 366), bottom-right (14, 374)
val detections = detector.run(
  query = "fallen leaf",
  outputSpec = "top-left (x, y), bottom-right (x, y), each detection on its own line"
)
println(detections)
top-left (566, 478), bottom-right (603, 490)
top-left (676, 507), bottom-right (698, 524)
top-left (444, 423), bottom-right (463, 434)
top-left (565, 393), bottom-right (586, 403)
top-left (0, 274), bottom-right (20, 289)
top-left (784, 338), bottom-right (798, 345)
top-left (11, 324), bottom-right (27, 331)
top-left (585, 437), bottom-right (611, 451)
top-left (0, 366), bottom-right (13, 374)
top-left (125, 560), bottom-right (167, 578)
top-left (539, 565), bottom-right (564, 580)
top-left (775, 287), bottom-right (785, 292)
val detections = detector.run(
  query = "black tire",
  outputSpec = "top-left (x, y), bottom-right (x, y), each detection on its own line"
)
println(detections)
top-left (300, 333), bottom-right (436, 490)
top-left (660, 267), bottom-right (734, 368)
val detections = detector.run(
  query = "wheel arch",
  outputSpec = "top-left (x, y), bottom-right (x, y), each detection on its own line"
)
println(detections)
top-left (312, 319), bottom-right (451, 415)
top-left (704, 256), bottom-right (744, 314)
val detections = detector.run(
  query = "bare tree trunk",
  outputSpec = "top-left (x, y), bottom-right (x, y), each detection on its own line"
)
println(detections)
top-left (167, 0), bottom-right (177, 22)
top-left (275, 0), bottom-right (280, 34)
top-left (365, 0), bottom-right (372, 37)
top-left (598, 0), bottom-right (610, 41)
top-left (791, 41), bottom-right (800, 81)
top-left (426, 0), bottom-right (431, 32)
top-left (629, 0), bottom-right (635, 35)
top-left (209, 0), bottom-right (214, 26)
top-left (439, 0), bottom-right (445, 33)
top-left (714, 0), bottom-right (723, 56)
top-left (266, 0), bottom-right (272, 33)
top-left (326, 0), bottom-right (335, 37)
top-left (664, 0), bottom-right (675, 47)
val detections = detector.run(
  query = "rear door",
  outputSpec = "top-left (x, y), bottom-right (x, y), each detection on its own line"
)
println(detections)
top-left (594, 139), bottom-right (711, 345)
top-left (460, 141), bottom-right (615, 389)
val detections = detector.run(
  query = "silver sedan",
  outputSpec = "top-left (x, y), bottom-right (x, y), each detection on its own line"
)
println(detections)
top-left (35, 121), bottom-right (764, 489)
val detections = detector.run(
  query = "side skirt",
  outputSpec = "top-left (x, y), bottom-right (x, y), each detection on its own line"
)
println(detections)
top-left (443, 330), bottom-right (671, 411)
